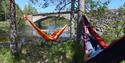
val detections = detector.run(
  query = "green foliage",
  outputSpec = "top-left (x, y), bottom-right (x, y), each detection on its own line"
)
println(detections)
top-left (119, 7), bottom-right (125, 15)
top-left (72, 42), bottom-right (84, 63)
top-left (39, 40), bottom-right (84, 63)
top-left (0, 22), bottom-right (10, 42)
top-left (48, 40), bottom-right (75, 63)
top-left (0, 1), bottom-right (25, 41)
top-left (86, 0), bottom-right (110, 19)
top-left (121, 60), bottom-right (125, 63)
top-left (16, 4), bottom-right (23, 17)
top-left (23, 3), bottom-right (38, 15)
top-left (42, 17), bottom-right (68, 26)
top-left (102, 20), bottom-right (124, 43)
top-left (0, 40), bottom-right (83, 63)
top-left (0, 47), bottom-right (13, 63)
top-left (16, 4), bottom-right (26, 29)
top-left (0, 0), bottom-right (9, 21)
top-left (0, 9), bottom-right (5, 21)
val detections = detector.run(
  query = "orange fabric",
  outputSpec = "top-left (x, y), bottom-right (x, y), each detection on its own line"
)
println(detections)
top-left (23, 16), bottom-right (67, 41)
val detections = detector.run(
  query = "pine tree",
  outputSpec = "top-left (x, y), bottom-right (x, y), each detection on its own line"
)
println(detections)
top-left (9, 0), bottom-right (18, 57)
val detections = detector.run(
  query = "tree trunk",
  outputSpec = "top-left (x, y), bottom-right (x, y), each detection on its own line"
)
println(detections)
top-left (77, 0), bottom-right (85, 43)
top-left (72, 0), bottom-right (85, 63)
top-left (9, 0), bottom-right (18, 57)
top-left (70, 0), bottom-right (76, 39)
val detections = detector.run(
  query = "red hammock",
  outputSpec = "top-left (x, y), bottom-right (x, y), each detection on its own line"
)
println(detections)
top-left (82, 14), bottom-right (125, 63)
top-left (23, 16), bottom-right (67, 41)
top-left (81, 15), bottom-right (108, 61)
top-left (82, 15), bottom-right (108, 50)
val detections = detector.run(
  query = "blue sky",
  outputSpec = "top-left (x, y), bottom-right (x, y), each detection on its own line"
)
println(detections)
top-left (108, 0), bottom-right (125, 9)
top-left (15, 0), bottom-right (125, 13)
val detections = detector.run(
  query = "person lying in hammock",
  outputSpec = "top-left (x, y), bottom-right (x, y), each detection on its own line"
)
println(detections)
top-left (23, 15), bottom-right (67, 41)
top-left (83, 26), bottom-right (125, 63)
top-left (86, 36), bottom-right (125, 63)
top-left (82, 14), bottom-right (125, 63)
top-left (84, 29), bottom-right (103, 61)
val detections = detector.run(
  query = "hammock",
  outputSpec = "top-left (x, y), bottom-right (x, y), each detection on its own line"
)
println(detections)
top-left (82, 15), bottom-right (107, 56)
top-left (23, 16), bottom-right (67, 41)
top-left (82, 14), bottom-right (125, 63)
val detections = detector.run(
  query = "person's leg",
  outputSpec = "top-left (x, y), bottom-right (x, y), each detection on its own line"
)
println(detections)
top-left (88, 36), bottom-right (125, 63)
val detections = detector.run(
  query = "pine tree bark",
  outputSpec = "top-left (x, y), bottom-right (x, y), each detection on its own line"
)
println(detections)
top-left (72, 0), bottom-right (85, 63)
top-left (9, 0), bottom-right (18, 57)
top-left (70, 0), bottom-right (75, 39)
top-left (77, 0), bottom-right (85, 42)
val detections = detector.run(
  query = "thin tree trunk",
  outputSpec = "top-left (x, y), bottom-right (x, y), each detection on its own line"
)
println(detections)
top-left (9, 0), bottom-right (18, 57)
top-left (70, 0), bottom-right (75, 39)
top-left (77, 0), bottom-right (85, 43)
top-left (72, 0), bottom-right (85, 63)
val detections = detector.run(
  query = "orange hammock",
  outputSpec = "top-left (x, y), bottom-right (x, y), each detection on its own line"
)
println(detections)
top-left (23, 16), bottom-right (67, 41)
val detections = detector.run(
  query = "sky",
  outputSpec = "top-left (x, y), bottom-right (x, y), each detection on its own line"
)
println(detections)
top-left (15, 0), bottom-right (125, 13)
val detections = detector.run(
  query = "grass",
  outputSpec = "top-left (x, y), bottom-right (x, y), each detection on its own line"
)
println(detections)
top-left (0, 46), bottom-right (13, 63)
top-left (0, 38), bottom-right (125, 63)
top-left (0, 40), bottom-right (84, 63)
top-left (0, 21), bottom-right (10, 42)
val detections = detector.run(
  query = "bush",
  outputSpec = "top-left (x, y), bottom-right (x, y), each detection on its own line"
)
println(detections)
top-left (14, 40), bottom-right (84, 63)
top-left (0, 47), bottom-right (13, 63)
top-left (102, 20), bottom-right (124, 43)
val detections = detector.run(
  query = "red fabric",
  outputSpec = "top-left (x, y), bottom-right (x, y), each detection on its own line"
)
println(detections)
top-left (86, 17), bottom-right (108, 49)
top-left (89, 24), bottom-right (108, 48)
top-left (82, 16), bottom-right (108, 54)
top-left (82, 19), bottom-right (87, 53)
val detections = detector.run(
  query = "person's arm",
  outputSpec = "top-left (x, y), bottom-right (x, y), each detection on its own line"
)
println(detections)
top-left (84, 53), bottom-right (92, 61)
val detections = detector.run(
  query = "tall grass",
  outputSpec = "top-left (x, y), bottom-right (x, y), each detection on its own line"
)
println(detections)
top-left (0, 46), bottom-right (13, 63)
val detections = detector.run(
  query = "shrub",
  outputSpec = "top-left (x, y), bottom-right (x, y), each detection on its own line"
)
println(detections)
top-left (0, 47), bottom-right (13, 63)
